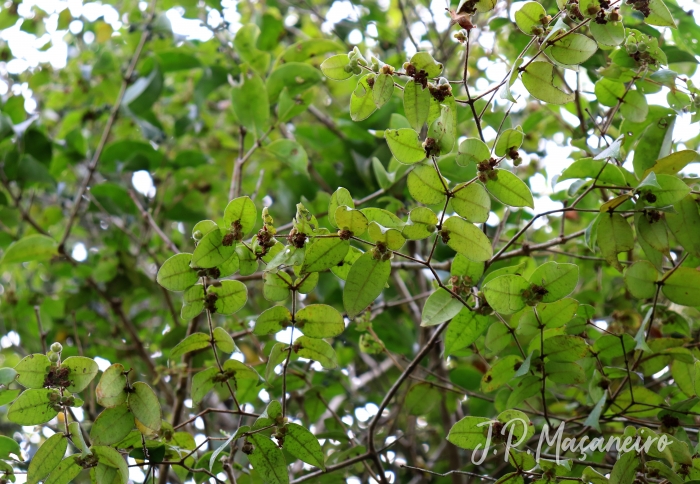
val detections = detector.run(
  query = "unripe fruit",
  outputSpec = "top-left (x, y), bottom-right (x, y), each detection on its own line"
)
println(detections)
top-left (193, 230), bottom-right (203, 240)
top-left (48, 352), bottom-right (60, 363)
top-left (51, 342), bottom-right (63, 353)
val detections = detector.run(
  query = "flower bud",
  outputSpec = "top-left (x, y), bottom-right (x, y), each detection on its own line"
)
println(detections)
top-left (51, 342), bottom-right (63, 353)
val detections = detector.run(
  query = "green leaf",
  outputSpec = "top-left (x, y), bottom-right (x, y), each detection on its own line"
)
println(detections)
top-left (483, 274), bottom-right (530, 314)
top-left (444, 309), bottom-right (491, 355)
top-left (266, 139), bottom-right (309, 176)
top-left (447, 416), bottom-right (492, 449)
top-left (610, 451), bottom-right (639, 484)
top-left (401, 382), bottom-right (440, 415)
top-left (515, 2), bottom-right (547, 35)
top-left (620, 90), bottom-right (648, 123)
top-left (233, 24), bottom-right (270, 76)
top-left (128, 382), bottom-right (162, 434)
top-left (0, 367), bottom-right (17, 385)
top-left (484, 169), bottom-right (534, 208)
top-left (293, 335), bottom-right (337, 369)
top-left (223, 196), bottom-right (257, 236)
top-left (263, 271), bottom-right (292, 302)
top-left (254, 306), bottom-right (293, 335)
top-left (548, 33), bottom-right (598, 65)
top-left (123, 66), bottom-right (163, 115)
top-left (170, 332), bottom-right (211, 360)
top-left (296, 304), bottom-right (345, 338)
top-left (191, 229), bottom-right (236, 269)
top-left (14, 354), bottom-right (50, 389)
top-left (442, 216), bottom-right (493, 262)
top-left (421, 288), bottom-right (464, 327)
top-left (495, 127), bottom-right (524, 157)
top-left (368, 222), bottom-right (405, 250)
top-left (181, 284), bottom-right (205, 320)
top-left (191, 367), bottom-right (218, 405)
top-left (213, 327), bottom-right (236, 353)
top-left (645, 174), bottom-right (690, 206)
top-left (642, 150), bottom-right (698, 178)
top-left (597, 213), bottom-right (634, 272)
top-left (95, 363), bottom-right (127, 408)
top-left (266, 62), bottom-right (321, 102)
top-left (283, 423), bottom-right (326, 470)
top-left (428, 102), bottom-right (456, 154)
top-left (482, 354), bottom-right (521, 392)
top-left (61, 356), bottom-right (98, 393)
top-left (590, 20), bottom-right (625, 46)
top-left (402, 207), bottom-right (438, 240)
top-left (624, 261), bottom-right (659, 299)
top-left (246, 434), bottom-right (289, 484)
top-left (372, 73), bottom-right (394, 108)
top-left (507, 375), bottom-right (541, 408)
top-left (662, 267), bottom-right (700, 306)
top-left (385, 129), bottom-right (426, 165)
top-left (231, 70), bottom-right (269, 138)
top-left (278, 87), bottom-right (314, 123)
top-left (559, 158), bottom-right (627, 186)
top-left (334, 206), bottom-right (368, 235)
top-left (410, 52), bottom-right (443, 77)
top-left (546, 361), bottom-right (586, 383)
top-left (408, 163), bottom-right (447, 205)
top-left (1, 234), bottom-right (57, 264)
top-left (7, 389), bottom-right (59, 425)
top-left (28, 433), bottom-right (67, 484)
top-left (632, 114), bottom-right (675, 178)
top-left (157, 253), bottom-right (198, 291)
top-left (90, 403), bottom-right (135, 445)
top-left (43, 455), bottom-right (82, 484)
top-left (456, 138), bottom-right (490, 166)
top-left (521, 62), bottom-right (575, 104)
top-left (68, 421), bottom-right (89, 456)
top-left (543, 335), bottom-right (588, 361)
top-left (92, 446), bottom-right (128, 484)
top-left (0, 435), bottom-right (20, 461)
top-left (452, 182), bottom-right (491, 223)
top-left (302, 237), bottom-right (350, 273)
top-left (320, 54), bottom-right (352, 80)
top-left (666, 195), bottom-right (700, 257)
top-left (350, 75), bottom-right (377, 121)
top-left (645, 0), bottom-right (675, 27)
top-left (328, 188), bottom-right (354, 228)
top-left (208, 280), bottom-right (248, 314)
top-left (343, 252), bottom-right (391, 319)
top-left (528, 262), bottom-right (579, 302)
top-left (403, 80), bottom-right (431, 131)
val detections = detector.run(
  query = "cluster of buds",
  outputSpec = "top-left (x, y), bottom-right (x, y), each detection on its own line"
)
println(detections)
top-left (344, 47), bottom-right (368, 76)
top-left (47, 342), bottom-right (62, 364)
top-left (242, 440), bottom-right (254, 455)
top-left (453, 29), bottom-right (469, 43)
top-left (507, 146), bottom-right (522, 166)
top-left (205, 292), bottom-right (218, 313)
top-left (566, 0), bottom-right (585, 21)
top-left (477, 158), bottom-right (499, 183)
top-left (287, 228), bottom-right (307, 249)
top-left (402, 62), bottom-right (429, 88)
top-left (530, 13), bottom-right (552, 36)
top-left (423, 137), bottom-right (439, 157)
top-left (450, 275), bottom-right (473, 297)
top-left (626, 0), bottom-right (650, 17)
top-left (48, 390), bottom-right (75, 411)
top-left (644, 208), bottom-right (663, 224)
top-left (522, 284), bottom-right (549, 306)
top-left (371, 241), bottom-right (392, 261)
top-left (429, 77), bottom-right (453, 102)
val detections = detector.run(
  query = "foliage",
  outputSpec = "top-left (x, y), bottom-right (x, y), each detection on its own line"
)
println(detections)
top-left (0, 0), bottom-right (699, 481)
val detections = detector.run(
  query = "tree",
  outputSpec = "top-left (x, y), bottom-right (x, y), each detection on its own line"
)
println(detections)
top-left (0, 0), bottom-right (698, 481)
